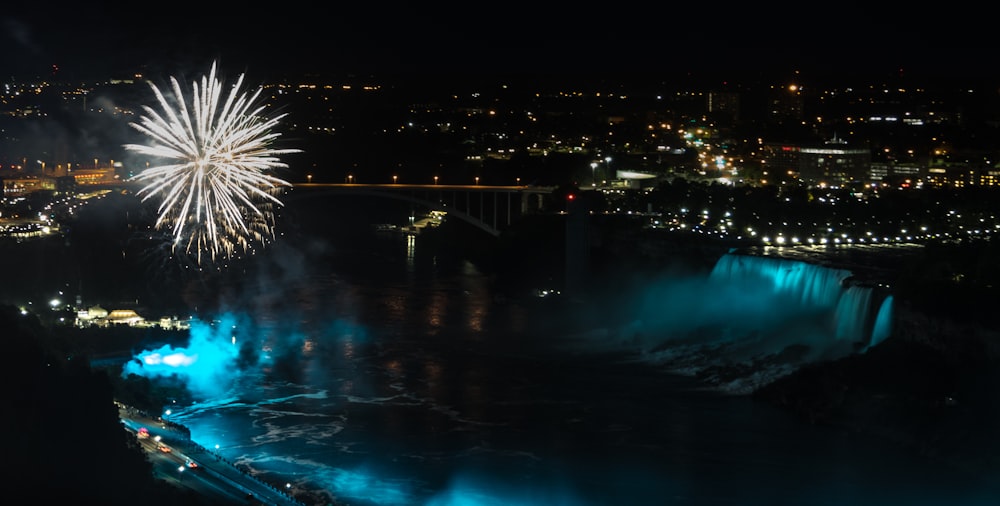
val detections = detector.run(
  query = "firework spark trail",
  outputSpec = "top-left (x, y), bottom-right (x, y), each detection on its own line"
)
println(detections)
top-left (124, 61), bottom-right (300, 265)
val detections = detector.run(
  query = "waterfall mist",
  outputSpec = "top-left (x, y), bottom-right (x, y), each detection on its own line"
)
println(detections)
top-left (577, 252), bottom-right (894, 394)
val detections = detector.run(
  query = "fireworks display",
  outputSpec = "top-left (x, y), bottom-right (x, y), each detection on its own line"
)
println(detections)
top-left (124, 61), bottom-right (300, 265)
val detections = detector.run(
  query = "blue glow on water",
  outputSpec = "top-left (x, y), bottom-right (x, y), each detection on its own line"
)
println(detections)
top-left (322, 467), bottom-right (413, 505)
top-left (425, 473), bottom-right (586, 506)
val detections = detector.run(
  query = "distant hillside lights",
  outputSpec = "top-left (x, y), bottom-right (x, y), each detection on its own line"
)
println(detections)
top-left (0, 163), bottom-right (120, 197)
top-left (0, 219), bottom-right (55, 239)
top-left (74, 305), bottom-right (191, 330)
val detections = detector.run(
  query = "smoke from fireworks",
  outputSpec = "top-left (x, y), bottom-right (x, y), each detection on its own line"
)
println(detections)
top-left (124, 62), bottom-right (300, 265)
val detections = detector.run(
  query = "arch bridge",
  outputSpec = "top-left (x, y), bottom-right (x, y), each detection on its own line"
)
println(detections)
top-left (287, 183), bottom-right (557, 236)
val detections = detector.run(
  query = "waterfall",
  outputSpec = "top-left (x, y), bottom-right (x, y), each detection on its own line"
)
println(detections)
top-left (835, 285), bottom-right (873, 342)
top-left (867, 295), bottom-right (894, 350)
top-left (625, 251), bottom-right (896, 393)
top-left (709, 252), bottom-right (889, 349)
top-left (709, 252), bottom-right (852, 308)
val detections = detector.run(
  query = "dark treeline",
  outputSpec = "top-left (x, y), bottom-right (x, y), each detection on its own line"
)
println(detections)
top-left (2, 305), bottom-right (219, 505)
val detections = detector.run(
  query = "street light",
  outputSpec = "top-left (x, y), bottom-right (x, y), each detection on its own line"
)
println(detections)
top-left (347, 174), bottom-right (354, 184)
top-left (434, 176), bottom-right (439, 185)
top-left (392, 175), bottom-right (398, 184)
top-left (475, 176), bottom-right (480, 185)
top-left (590, 162), bottom-right (598, 187)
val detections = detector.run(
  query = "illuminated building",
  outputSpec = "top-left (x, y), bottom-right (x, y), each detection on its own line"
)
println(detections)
top-left (761, 135), bottom-right (871, 187)
top-left (0, 175), bottom-right (57, 196)
top-left (71, 167), bottom-right (119, 185)
top-left (707, 91), bottom-right (740, 121)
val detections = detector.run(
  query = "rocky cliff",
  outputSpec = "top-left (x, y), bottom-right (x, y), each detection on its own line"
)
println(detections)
top-left (753, 298), bottom-right (1000, 479)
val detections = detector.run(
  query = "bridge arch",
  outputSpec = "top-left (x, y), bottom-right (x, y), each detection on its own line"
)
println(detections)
top-left (284, 184), bottom-right (555, 237)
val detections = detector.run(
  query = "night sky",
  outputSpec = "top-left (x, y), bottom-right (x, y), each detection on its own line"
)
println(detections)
top-left (3, 6), bottom-right (998, 85)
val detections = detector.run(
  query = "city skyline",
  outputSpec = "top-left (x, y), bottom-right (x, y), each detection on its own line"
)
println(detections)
top-left (4, 57), bottom-right (1000, 184)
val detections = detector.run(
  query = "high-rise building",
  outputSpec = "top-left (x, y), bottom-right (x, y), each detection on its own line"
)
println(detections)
top-left (761, 135), bottom-right (871, 187)
top-left (707, 91), bottom-right (740, 121)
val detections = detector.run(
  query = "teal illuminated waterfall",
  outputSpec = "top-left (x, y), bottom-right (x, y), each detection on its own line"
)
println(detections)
top-left (836, 285), bottom-right (874, 342)
top-left (708, 252), bottom-right (891, 349)
top-left (596, 251), bottom-right (896, 392)
top-left (708, 253), bottom-right (852, 308)
top-left (869, 295), bottom-right (894, 349)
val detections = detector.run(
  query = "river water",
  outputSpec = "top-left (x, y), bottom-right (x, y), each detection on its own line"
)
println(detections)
top-left (122, 196), bottom-right (997, 506)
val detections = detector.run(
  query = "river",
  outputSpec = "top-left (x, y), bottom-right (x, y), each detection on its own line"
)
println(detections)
top-left (108, 195), bottom-right (999, 506)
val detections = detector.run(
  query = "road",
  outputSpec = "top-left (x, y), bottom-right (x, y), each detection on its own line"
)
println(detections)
top-left (119, 406), bottom-right (305, 506)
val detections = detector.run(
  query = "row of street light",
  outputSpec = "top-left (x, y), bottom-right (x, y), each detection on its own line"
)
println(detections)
top-left (304, 154), bottom-right (614, 186)
top-left (305, 174), bottom-right (524, 186)
top-left (591, 156), bottom-right (612, 187)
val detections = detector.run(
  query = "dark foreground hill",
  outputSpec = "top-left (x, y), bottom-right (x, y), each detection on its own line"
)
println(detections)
top-left (1, 305), bottom-right (225, 505)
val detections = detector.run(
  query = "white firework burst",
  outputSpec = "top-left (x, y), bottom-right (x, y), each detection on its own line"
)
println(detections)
top-left (124, 61), bottom-right (300, 265)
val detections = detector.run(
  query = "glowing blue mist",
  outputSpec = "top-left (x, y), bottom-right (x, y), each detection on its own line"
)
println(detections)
top-left (122, 313), bottom-right (247, 399)
top-left (122, 306), bottom-right (371, 403)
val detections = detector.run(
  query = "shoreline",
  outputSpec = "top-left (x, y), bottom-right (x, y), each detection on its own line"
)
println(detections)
top-left (119, 403), bottom-right (311, 506)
